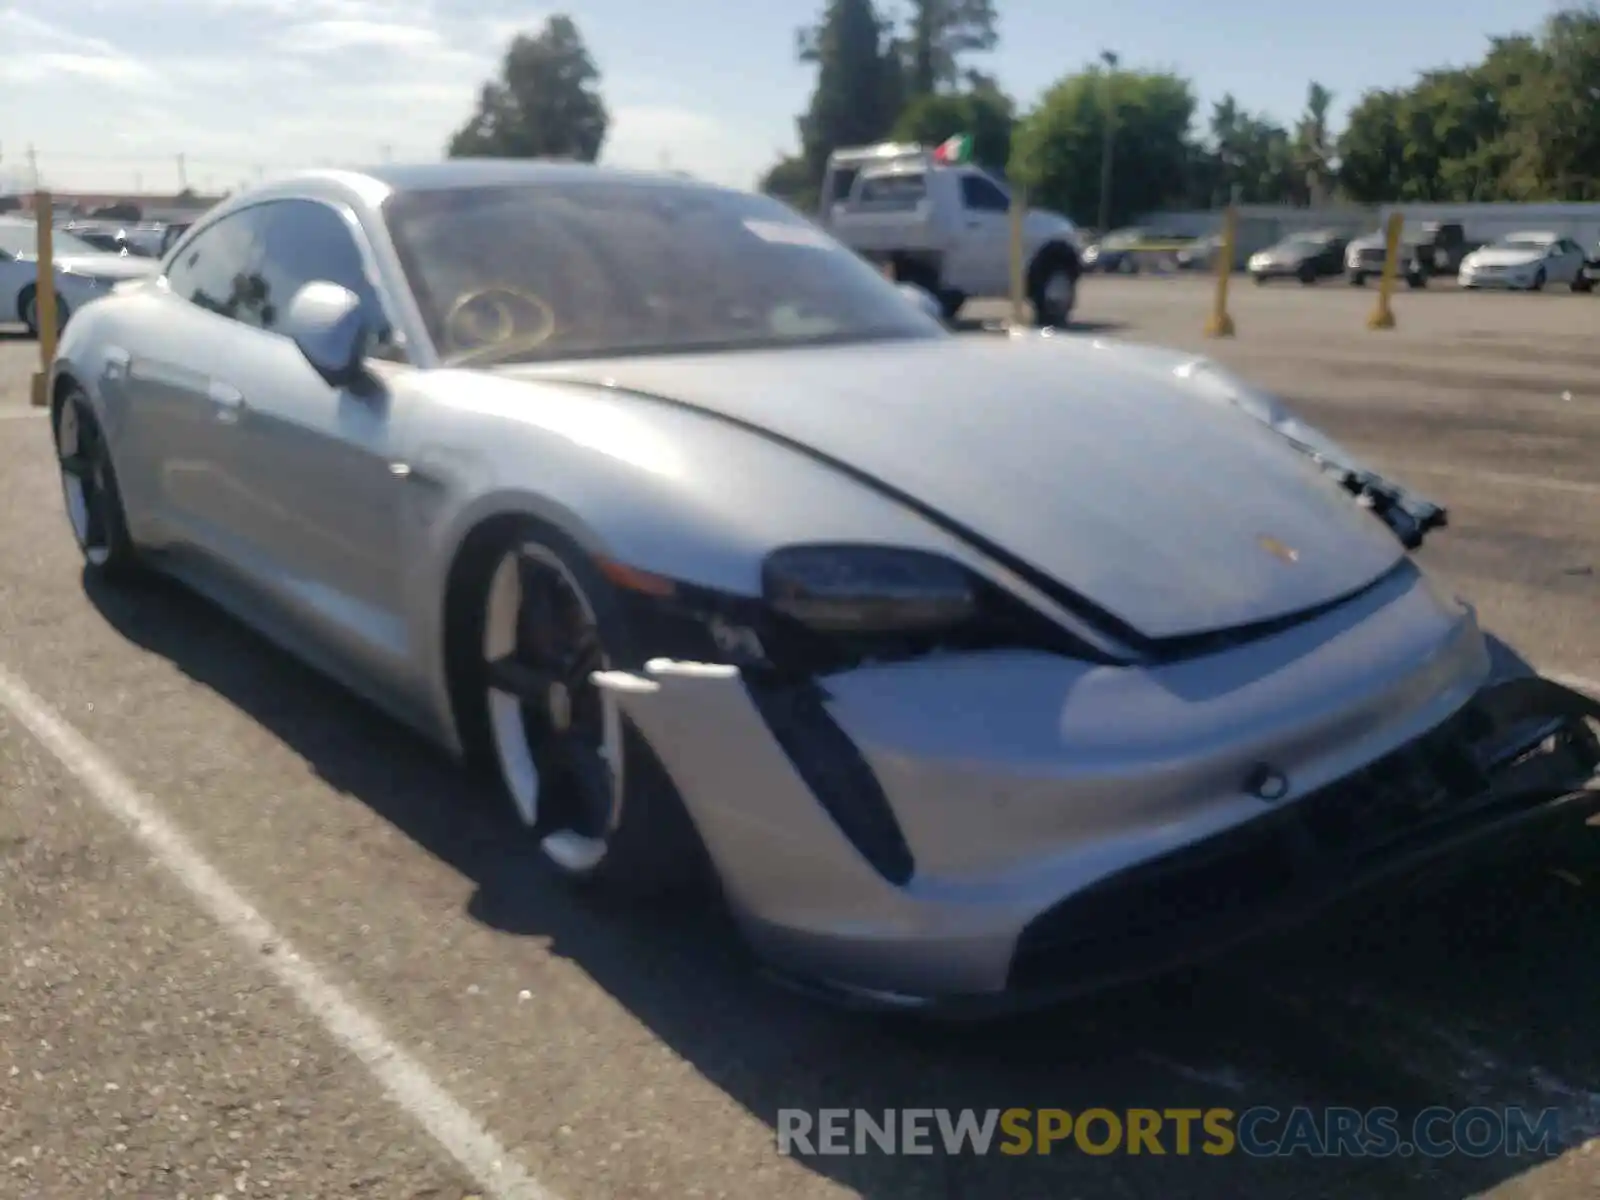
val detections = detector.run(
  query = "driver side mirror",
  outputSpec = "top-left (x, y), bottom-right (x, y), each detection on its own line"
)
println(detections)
top-left (283, 281), bottom-right (372, 388)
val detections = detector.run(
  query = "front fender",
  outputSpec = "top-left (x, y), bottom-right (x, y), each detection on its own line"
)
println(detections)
top-left (393, 368), bottom-right (1009, 745)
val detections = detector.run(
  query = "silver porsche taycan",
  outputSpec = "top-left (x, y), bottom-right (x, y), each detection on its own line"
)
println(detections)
top-left (48, 162), bottom-right (1600, 1013)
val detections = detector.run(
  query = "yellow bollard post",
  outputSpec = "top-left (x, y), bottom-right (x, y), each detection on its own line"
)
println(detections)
top-left (1204, 205), bottom-right (1236, 338)
top-left (28, 192), bottom-right (59, 407)
top-left (1008, 184), bottom-right (1026, 329)
top-left (1367, 210), bottom-right (1403, 331)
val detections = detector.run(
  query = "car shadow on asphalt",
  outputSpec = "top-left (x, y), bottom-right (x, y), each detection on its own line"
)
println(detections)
top-left (84, 570), bottom-right (1600, 1200)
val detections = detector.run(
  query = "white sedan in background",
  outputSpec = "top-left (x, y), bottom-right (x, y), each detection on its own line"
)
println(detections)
top-left (0, 217), bottom-right (158, 336)
top-left (1457, 232), bottom-right (1589, 292)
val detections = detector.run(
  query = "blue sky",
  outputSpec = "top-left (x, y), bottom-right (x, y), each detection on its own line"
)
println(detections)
top-left (0, 0), bottom-right (1571, 196)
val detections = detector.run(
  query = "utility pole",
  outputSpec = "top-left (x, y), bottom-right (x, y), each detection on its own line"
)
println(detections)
top-left (379, 143), bottom-right (393, 162)
top-left (26, 144), bottom-right (39, 191)
top-left (176, 152), bottom-right (187, 192)
top-left (1096, 50), bottom-right (1118, 237)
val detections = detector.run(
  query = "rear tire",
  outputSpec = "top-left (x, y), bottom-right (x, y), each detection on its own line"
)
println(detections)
top-left (452, 519), bottom-right (709, 898)
top-left (20, 286), bottom-right (69, 339)
top-left (1529, 268), bottom-right (1546, 292)
top-left (1027, 250), bottom-right (1079, 328)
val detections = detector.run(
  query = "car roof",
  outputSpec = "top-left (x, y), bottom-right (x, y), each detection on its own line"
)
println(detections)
top-left (359, 159), bottom-right (720, 193)
top-left (202, 160), bottom-right (736, 222)
top-left (1503, 230), bottom-right (1557, 242)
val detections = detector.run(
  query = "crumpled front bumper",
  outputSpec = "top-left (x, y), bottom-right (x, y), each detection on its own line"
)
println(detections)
top-left (594, 573), bottom-right (1600, 1015)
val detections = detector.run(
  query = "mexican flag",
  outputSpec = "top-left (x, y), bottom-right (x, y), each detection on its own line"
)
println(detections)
top-left (931, 133), bottom-right (974, 165)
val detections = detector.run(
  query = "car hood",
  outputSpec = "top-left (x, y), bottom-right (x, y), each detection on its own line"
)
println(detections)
top-left (54, 253), bottom-right (159, 281)
top-left (1464, 247), bottom-right (1545, 269)
top-left (498, 336), bottom-right (1408, 643)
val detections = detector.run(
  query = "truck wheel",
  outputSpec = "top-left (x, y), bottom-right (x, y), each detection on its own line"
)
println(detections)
top-left (1027, 246), bottom-right (1079, 328)
top-left (1348, 273), bottom-right (1366, 287)
top-left (1406, 271), bottom-right (1427, 289)
top-left (937, 290), bottom-right (966, 321)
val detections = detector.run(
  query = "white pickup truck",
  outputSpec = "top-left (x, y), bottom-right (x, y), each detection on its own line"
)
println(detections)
top-left (816, 142), bottom-right (1084, 325)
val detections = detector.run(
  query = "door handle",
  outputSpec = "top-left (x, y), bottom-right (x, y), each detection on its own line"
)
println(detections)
top-left (208, 381), bottom-right (245, 423)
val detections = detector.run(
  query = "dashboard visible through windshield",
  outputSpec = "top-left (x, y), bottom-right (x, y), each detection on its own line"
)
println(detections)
top-left (383, 180), bottom-right (946, 366)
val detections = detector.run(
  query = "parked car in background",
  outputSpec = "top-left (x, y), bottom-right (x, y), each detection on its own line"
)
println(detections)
top-left (819, 141), bottom-right (1083, 324)
top-left (1248, 231), bottom-right (1349, 284)
top-left (0, 217), bottom-right (159, 335)
top-left (1347, 221), bottom-right (1480, 286)
top-left (1345, 230), bottom-right (1429, 288)
top-left (1577, 241), bottom-right (1599, 293)
top-left (1175, 233), bottom-right (1223, 271)
top-left (1409, 222), bottom-right (1480, 281)
top-left (1458, 232), bottom-right (1589, 291)
top-left (1082, 227), bottom-right (1194, 273)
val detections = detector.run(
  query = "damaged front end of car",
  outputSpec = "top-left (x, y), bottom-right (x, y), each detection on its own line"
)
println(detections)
top-left (589, 547), bottom-right (1600, 1016)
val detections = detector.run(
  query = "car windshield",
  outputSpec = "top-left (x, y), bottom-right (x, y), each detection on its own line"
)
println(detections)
top-left (1277, 236), bottom-right (1325, 252)
top-left (0, 223), bottom-right (99, 258)
top-left (383, 180), bottom-right (946, 366)
top-left (1494, 237), bottom-right (1552, 251)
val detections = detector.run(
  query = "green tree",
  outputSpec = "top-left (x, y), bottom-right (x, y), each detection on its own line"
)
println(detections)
top-left (890, 85), bottom-right (1015, 169)
top-left (1505, 7), bottom-right (1600, 198)
top-left (904, 0), bottom-right (1000, 97)
top-left (758, 155), bottom-right (817, 210)
top-left (1009, 65), bottom-right (1196, 228)
top-left (795, 0), bottom-right (903, 184)
top-left (1204, 93), bottom-right (1295, 204)
top-left (1337, 89), bottom-right (1410, 202)
top-left (447, 16), bottom-right (608, 161)
top-left (1292, 82), bottom-right (1337, 204)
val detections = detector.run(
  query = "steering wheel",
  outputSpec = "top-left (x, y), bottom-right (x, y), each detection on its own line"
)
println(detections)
top-left (444, 286), bottom-right (556, 356)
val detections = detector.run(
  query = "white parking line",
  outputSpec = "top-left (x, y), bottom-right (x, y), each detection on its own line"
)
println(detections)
top-left (0, 662), bottom-right (559, 1200)
top-left (0, 408), bottom-right (46, 420)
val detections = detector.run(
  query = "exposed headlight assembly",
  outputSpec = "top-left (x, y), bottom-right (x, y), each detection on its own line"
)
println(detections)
top-left (763, 544), bottom-right (976, 634)
top-left (757, 543), bottom-right (1107, 673)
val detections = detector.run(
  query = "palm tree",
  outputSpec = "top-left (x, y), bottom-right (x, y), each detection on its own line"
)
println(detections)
top-left (1294, 82), bottom-right (1337, 205)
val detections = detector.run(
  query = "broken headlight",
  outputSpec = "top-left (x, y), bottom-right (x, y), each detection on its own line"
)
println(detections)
top-left (762, 544), bottom-right (977, 634)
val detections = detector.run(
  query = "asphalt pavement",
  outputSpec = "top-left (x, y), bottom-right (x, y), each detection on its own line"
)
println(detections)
top-left (1, 279), bottom-right (1598, 1199)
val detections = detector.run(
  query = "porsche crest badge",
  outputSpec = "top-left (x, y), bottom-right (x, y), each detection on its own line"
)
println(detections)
top-left (1258, 534), bottom-right (1300, 564)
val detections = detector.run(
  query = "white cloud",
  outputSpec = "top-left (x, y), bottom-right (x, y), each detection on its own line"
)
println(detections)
top-left (7, 0), bottom-right (757, 195)
top-left (274, 18), bottom-right (443, 54)
top-left (0, 10), bottom-right (162, 90)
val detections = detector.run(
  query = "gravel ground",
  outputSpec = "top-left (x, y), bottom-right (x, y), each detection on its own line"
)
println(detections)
top-left (0, 276), bottom-right (1597, 1199)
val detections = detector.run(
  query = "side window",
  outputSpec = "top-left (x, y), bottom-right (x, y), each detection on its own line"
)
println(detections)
top-left (164, 210), bottom-right (266, 322)
top-left (252, 199), bottom-right (386, 336)
top-left (959, 175), bottom-right (1010, 213)
top-left (856, 173), bottom-right (926, 208)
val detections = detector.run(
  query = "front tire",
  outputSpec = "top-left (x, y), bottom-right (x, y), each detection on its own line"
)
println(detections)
top-left (20, 286), bottom-right (69, 338)
top-left (458, 522), bottom-right (707, 896)
top-left (1028, 250), bottom-right (1079, 328)
top-left (52, 384), bottom-right (139, 579)
top-left (1529, 268), bottom-right (1546, 292)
